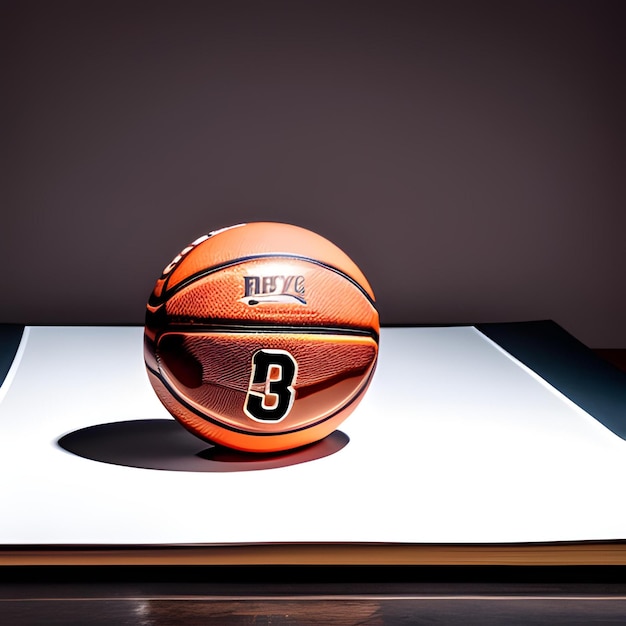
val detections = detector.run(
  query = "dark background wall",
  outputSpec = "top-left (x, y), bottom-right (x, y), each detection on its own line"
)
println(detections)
top-left (1, 0), bottom-right (624, 347)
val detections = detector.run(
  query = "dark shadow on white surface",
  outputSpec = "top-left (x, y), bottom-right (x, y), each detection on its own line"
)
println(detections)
top-left (477, 321), bottom-right (626, 441)
top-left (57, 419), bottom-right (349, 472)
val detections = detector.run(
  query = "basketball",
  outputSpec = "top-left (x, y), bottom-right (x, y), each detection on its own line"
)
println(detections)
top-left (144, 222), bottom-right (379, 453)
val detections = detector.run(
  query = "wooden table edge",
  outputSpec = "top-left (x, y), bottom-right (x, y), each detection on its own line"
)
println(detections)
top-left (2, 542), bottom-right (626, 566)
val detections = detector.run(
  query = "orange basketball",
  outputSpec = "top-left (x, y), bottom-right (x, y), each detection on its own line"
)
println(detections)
top-left (144, 222), bottom-right (379, 453)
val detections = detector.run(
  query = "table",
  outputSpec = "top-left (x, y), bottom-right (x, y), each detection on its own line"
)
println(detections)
top-left (1, 321), bottom-right (625, 623)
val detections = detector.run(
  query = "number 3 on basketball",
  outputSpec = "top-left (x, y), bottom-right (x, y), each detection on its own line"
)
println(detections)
top-left (244, 349), bottom-right (298, 422)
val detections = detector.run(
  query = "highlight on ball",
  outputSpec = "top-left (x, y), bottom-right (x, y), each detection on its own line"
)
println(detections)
top-left (144, 222), bottom-right (379, 453)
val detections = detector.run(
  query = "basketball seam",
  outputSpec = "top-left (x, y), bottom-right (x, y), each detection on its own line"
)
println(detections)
top-left (158, 324), bottom-right (379, 343)
top-left (146, 361), bottom-right (376, 438)
top-left (157, 253), bottom-right (376, 307)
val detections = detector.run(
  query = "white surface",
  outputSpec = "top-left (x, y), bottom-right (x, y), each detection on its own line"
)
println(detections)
top-left (0, 326), bottom-right (625, 545)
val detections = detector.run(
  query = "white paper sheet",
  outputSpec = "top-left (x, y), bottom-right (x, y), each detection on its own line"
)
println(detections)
top-left (0, 326), bottom-right (624, 545)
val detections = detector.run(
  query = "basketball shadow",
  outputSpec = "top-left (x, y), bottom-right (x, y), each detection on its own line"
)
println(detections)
top-left (57, 419), bottom-right (349, 472)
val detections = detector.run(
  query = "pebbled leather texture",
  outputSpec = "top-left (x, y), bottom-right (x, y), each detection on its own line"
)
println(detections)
top-left (163, 222), bottom-right (376, 300)
top-left (156, 332), bottom-right (377, 433)
top-left (164, 258), bottom-right (378, 332)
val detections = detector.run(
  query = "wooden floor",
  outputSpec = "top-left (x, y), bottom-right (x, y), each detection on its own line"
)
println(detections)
top-left (3, 594), bottom-right (626, 625)
top-left (2, 566), bottom-right (626, 624)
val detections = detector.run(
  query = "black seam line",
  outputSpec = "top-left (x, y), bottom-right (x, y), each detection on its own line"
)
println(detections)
top-left (146, 362), bottom-right (376, 438)
top-left (157, 253), bottom-right (376, 307)
top-left (159, 324), bottom-right (379, 342)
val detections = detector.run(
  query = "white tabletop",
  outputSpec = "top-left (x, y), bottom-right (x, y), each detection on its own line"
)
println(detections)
top-left (0, 326), bottom-right (624, 546)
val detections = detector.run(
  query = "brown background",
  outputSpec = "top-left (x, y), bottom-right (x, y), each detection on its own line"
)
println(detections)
top-left (1, 0), bottom-right (624, 347)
